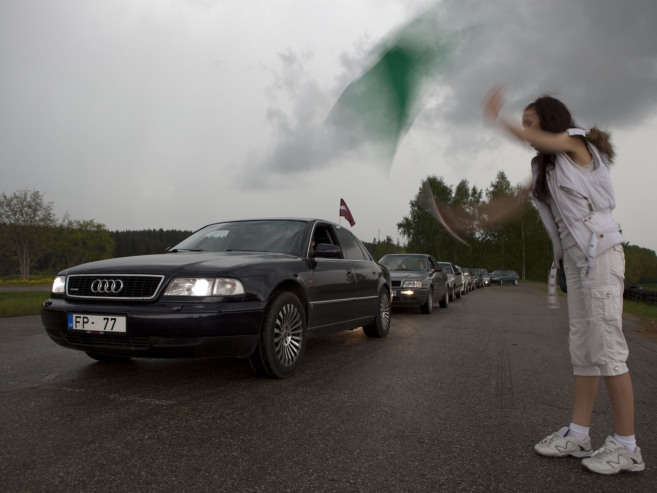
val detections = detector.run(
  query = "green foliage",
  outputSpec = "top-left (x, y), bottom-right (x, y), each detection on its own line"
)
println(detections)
top-left (0, 291), bottom-right (50, 317)
top-left (111, 229), bottom-right (192, 257)
top-left (398, 176), bottom-right (463, 263)
top-left (57, 216), bottom-right (115, 267)
top-left (364, 235), bottom-right (404, 261)
top-left (398, 173), bottom-right (657, 286)
top-left (398, 174), bottom-right (552, 279)
top-left (0, 189), bottom-right (57, 280)
top-left (624, 244), bottom-right (657, 285)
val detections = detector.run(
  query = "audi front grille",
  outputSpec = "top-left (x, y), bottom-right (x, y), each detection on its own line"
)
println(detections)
top-left (66, 275), bottom-right (165, 300)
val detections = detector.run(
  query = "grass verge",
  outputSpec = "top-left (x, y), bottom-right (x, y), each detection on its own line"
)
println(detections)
top-left (0, 291), bottom-right (51, 318)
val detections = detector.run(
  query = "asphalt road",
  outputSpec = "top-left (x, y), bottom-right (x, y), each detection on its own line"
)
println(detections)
top-left (1, 284), bottom-right (655, 492)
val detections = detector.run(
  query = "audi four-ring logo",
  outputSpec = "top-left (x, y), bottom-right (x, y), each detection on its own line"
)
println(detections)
top-left (90, 279), bottom-right (124, 294)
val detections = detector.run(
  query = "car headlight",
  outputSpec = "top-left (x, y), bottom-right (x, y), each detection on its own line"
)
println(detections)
top-left (402, 280), bottom-right (423, 288)
top-left (164, 278), bottom-right (245, 297)
top-left (52, 276), bottom-right (66, 294)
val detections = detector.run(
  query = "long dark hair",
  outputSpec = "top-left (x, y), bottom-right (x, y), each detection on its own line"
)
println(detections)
top-left (528, 96), bottom-right (576, 203)
top-left (529, 96), bottom-right (615, 203)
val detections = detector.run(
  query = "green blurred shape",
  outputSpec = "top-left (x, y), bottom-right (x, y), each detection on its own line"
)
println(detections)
top-left (327, 9), bottom-right (474, 170)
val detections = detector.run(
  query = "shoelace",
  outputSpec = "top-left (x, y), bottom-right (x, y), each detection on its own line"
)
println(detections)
top-left (542, 432), bottom-right (563, 445)
top-left (590, 445), bottom-right (620, 458)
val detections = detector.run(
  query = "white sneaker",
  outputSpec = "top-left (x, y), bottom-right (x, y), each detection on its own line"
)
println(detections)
top-left (534, 427), bottom-right (592, 458)
top-left (582, 435), bottom-right (645, 474)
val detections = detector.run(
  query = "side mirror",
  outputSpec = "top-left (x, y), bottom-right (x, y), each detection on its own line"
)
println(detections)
top-left (314, 243), bottom-right (341, 258)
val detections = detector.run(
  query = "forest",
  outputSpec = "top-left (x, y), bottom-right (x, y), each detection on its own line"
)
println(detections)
top-left (2, 186), bottom-right (656, 286)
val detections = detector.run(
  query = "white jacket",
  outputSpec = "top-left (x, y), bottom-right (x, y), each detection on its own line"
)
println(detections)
top-left (532, 128), bottom-right (624, 287)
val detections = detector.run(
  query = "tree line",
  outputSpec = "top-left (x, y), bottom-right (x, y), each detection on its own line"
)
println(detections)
top-left (0, 189), bottom-right (190, 279)
top-left (2, 187), bottom-right (657, 285)
top-left (394, 172), bottom-right (657, 284)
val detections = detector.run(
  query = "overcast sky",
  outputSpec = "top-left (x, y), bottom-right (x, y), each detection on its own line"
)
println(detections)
top-left (2, 0), bottom-right (657, 254)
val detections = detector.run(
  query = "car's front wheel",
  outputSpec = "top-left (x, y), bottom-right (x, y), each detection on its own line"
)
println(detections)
top-left (363, 289), bottom-right (391, 337)
top-left (248, 291), bottom-right (306, 379)
top-left (420, 287), bottom-right (433, 314)
top-left (439, 286), bottom-right (449, 308)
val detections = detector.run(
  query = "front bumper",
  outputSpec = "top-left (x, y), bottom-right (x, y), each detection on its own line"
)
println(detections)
top-left (390, 287), bottom-right (430, 306)
top-left (41, 298), bottom-right (266, 359)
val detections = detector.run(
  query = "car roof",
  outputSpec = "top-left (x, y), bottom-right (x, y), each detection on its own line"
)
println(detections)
top-left (381, 253), bottom-right (429, 257)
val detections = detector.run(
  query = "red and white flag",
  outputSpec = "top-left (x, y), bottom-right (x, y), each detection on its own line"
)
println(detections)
top-left (339, 198), bottom-right (356, 227)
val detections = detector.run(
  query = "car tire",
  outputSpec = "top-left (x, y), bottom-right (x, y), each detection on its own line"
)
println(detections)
top-left (85, 352), bottom-right (132, 363)
top-left (448, 286), bottom-right (455, 302)
top-left (456, 286), bottom-right (462, 299)
top-left (363, 289), bottom-right (391, 337)
top-left (248, 291), bottom-right (306, 379)
top-left (420, 287), bottom-right (433, 314)
top-left (439, 286), bottom-right (449, 308)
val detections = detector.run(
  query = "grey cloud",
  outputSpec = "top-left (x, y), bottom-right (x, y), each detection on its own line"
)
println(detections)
top-left (248, 0), bottom-right (657, 183)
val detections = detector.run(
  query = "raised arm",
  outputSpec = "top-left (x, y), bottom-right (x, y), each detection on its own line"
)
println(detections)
top-left (484, 86), bottom-right (591, 164)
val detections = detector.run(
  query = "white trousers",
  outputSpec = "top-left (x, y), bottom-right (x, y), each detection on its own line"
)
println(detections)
top-left (564, 243), bottom-right (628, 376)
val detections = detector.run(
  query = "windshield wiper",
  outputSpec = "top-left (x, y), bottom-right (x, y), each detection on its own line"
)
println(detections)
top-left (167, 248), bottom-right (205, 253)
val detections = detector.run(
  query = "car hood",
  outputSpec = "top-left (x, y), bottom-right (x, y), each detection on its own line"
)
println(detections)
top-left (59, 252), bottom-right (301, 276)
top-left (388, 271), bottom-right (426, 281)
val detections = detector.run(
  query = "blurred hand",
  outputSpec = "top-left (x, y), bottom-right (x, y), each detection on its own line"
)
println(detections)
top-left (484, 85), bottom-right (505, 121)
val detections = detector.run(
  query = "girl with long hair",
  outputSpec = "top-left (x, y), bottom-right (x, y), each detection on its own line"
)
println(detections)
top-left (484, 87), bottom-right (644, 475)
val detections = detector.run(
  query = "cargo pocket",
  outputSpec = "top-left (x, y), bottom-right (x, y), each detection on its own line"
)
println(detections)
top-left (612, 244), bottom-right (625, 272)
top-left (591, 286), bottom-right (622, 322)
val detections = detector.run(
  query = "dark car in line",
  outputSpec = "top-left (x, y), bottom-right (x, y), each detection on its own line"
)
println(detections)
top-left (438, 261), bottom-right (463, 301)
top-left (461, 268), bottom-right (473, 293)
top-left (462, 268), bottom-right (476, 292)
top-left (41, 218), bottom-right (392, 378)
top-left (378, 254), bottom-right (449, 314)
top-left (454, 265), bottom-right (466, 297)
top-left (490, 269), bottom-right (520, 286)
top-left (479, 269), bottom-right (491, 287)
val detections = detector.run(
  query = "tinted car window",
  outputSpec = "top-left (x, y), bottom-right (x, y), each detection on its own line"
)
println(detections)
top-left (438, 262), bottom-right (454, 275)
top-left (379, 255), bottom-right (428, 271)
top-left (171, 220), bottom-right (307, 255)
top-left (336, 228), bottom-right (368, 260)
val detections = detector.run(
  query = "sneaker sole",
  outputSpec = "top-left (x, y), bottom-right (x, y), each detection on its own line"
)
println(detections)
top-left (583, 462), bottom-right (645, 474)
top-left (535, 447), bottom-right (592, 458)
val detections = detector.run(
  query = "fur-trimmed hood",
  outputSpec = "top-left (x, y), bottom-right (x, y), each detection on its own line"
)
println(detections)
top-left (586, 126), bottom-right (615, 163)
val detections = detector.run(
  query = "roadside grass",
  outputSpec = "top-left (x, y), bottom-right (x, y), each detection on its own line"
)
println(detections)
top-left (623, 299), bottom-right (657, 321)
top-left (535, 282), bottom-right (657, 325)
top-left (1, 280), bottom-right (656, 322)
top-left (0, 291), bottom-right (51, 317)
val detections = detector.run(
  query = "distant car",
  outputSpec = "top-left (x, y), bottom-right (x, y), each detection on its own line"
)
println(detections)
top-left (471, 268), bottom-right (483, 288)
top-left (453, 265), bottom-right (465, 297)
top-left (490, 270), bottom-right (520, 285)
top-left (378, 254), bottom-right (449, 314)
top-left (462, 268), bottom-right (474, 292)
top-left (479, 269), bottom-right (491, 287)
top-left (41, 218), bottom-right (392, 379)
top-left (459, 267), bottom-right (472, 294)
top-left (438, 261), bottom-right (462, 301)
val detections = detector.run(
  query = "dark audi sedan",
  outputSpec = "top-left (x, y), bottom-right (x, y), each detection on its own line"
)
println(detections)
top-left (41, 219), bottom-right (392, 378)
top-left (378, 254), bottom-right (449, 314)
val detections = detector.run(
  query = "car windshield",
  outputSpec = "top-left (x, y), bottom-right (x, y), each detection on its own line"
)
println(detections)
top-left (170, 220), bottom-right (308, 255)
top-left (379, 255), bottom-right (428, 271)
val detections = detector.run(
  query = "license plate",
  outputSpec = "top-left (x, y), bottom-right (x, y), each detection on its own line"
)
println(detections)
top-left (68, 314), bottom-right (127, 333)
